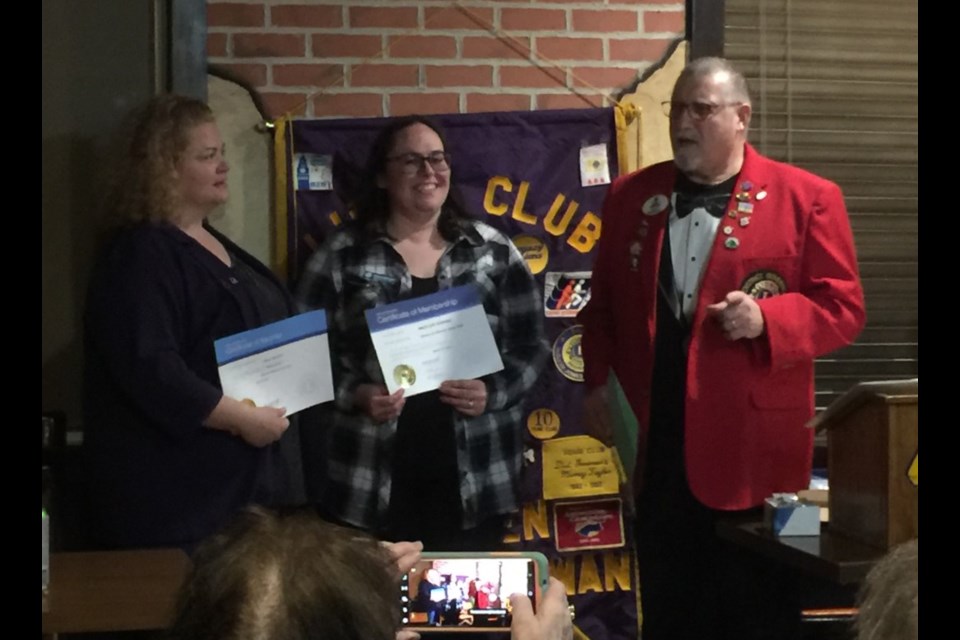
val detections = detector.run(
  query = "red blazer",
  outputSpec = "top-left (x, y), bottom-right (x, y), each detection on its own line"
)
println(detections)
top-left (580, 144), bottom-right (866, 510)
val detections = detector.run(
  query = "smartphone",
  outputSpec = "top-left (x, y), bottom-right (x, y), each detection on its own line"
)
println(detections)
top-left (399, 551), bottom-right (549, 633)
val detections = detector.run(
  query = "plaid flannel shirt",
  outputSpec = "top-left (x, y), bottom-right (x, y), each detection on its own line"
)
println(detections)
top-left (295, 219), bottom-right (547, 530)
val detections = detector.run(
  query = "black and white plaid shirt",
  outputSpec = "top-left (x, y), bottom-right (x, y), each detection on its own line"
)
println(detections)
top-left (295, 218), bottom-right (547, 530)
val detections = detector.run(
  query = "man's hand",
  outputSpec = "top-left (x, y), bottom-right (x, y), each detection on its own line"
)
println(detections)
top-left (510, 577), bottom-right (573, 640)
top-left (583, 386), bottom-right (612, 445)
top-left (706, 291), bottom-right (765, 341)
top-left (355, 384), bottom-right (405, 422)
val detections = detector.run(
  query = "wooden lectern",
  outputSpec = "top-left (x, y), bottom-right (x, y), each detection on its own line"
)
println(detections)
top-left (812, 379), bottom-right (918, 550)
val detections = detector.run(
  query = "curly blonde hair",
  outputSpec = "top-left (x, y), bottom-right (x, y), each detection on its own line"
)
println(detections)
top-left (108, 94), bottom-right (215, 225)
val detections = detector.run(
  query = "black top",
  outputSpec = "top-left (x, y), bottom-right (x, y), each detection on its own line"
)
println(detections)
top-left (385, 275), bottom-right (461, 546)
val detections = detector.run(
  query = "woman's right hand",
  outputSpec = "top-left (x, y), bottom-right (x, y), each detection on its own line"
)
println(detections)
top-left (204, 397), bottom-right (289, 447)
top-left (233, 405), bottom-right (289, 447)
top-left (355, 384), bottom-right (405, 422)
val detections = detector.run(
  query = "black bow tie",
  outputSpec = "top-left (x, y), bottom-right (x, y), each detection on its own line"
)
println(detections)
top-left (674, 191), bottom-right (729, 219)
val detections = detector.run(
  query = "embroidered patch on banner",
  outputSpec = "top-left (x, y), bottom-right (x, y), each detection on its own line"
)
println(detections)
top-left (542, 435), bottom-right (619, 500)
top-left (554, 498), bottom-right (625, 552)
top-left (513, 234), bottom-right (549, 275)
top-left (545, 272), bottom-right (592, 318)
top-left (552, 325), bottom-right (584, 382)
top-left (527, 408), bottom-right (562, 440)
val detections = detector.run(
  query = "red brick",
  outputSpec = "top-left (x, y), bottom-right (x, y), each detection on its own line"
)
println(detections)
top-left (572, 9), bottom-right (638, 32)
top-left (273, 64), bottom-right (345, 88)
top-left (612, 0), bottom-right (682, 4)
top-left (425, 65), bottom-right (493, 88)
top-left (312, 34), bottom-right (383, 59)
top-left (387, 36), bottom-right (457, 59)
top-left (536, 37), bottom-right (603, 61)
top-left (312, 93), bottom-right (383, 118)
top-left (424, 6), bottom-right (493, 30)
top-left (500, 66), bottom-right (566, 89)
top-left (609, 38), bottom-right (672, 62)
top-left (644, 10), bottom-right (685, 34)
top-left (208, 2), bottom-right (264, 27)
top-left (261, 92), bottom-right (308, 119)
top-left (350, 64), bottom-right (419, 87)
top-left (350, 6), bottom-right (418, 29)
top-left (233, 34), bottom-right (305, 58)
top-left (536, 93), bottom-right (606, 110)
top-left (390, 93), bottom-right (460, 117)
top-left (466, 93), bottom-right (532, 113)
top-left (462, 36), bottom-right (532, 60)
top-left (572, 67), bottom-right (639, 89)
top-left (501, 8), bottom-right (566, 31)
top-left (207, 33), bottom-right (228, 58)
top-left (272, 4), bottom-right (342, 28)
top-left (212, 63), bottom-right (267, 88)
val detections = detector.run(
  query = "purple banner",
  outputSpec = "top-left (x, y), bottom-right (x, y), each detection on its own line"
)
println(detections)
top-left (286, 109), bottom-right (638, 638)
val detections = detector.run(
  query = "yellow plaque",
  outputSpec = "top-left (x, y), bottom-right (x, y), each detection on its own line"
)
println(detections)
top-left (908, 452), bottom-right (918, 486)
top-left (527, 408), bottom-right (561, 440)
top-left (542, 435), bottom-right (619, 500)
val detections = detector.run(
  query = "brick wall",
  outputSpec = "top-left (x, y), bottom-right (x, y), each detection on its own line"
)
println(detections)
top-left (207, 0), bottom-right (685, 119)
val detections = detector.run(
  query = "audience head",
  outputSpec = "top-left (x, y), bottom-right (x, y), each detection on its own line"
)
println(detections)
top-left (856, 538), bottom-right (918, 640)
top-left (168, 506), bottom-right (400, 640)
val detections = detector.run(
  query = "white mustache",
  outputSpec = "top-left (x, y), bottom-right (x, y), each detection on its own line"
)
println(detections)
top-left (673, 129), bottom-right (700, 144)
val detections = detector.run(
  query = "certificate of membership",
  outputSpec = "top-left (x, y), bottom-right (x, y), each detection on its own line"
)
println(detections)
top-left (365, 284), bottom-right (504, 397)
top-left (214, 310), bottom-right (334, 415)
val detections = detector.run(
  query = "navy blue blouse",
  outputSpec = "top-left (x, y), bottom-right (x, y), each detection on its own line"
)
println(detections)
top-left (83, 222), bottom-right (300, 550)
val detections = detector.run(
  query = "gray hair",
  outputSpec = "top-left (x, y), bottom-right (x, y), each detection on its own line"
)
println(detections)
top-left (677, 57), bottom-right (752, 105)
top-left (856, 539), bottom-right (918, 640)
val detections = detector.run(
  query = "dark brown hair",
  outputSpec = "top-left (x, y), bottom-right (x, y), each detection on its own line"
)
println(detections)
top-left (351, 115), bottom-right (472, 241)
top-left (168, 507), bottom-right (400, 640)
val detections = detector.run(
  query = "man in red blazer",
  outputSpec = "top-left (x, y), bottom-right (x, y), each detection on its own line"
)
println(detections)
top-left (580, 57), bottom-right (866, 639)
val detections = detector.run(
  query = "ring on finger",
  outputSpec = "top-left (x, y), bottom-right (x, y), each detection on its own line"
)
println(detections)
top-left (467, 400), bottom-right (474, 408)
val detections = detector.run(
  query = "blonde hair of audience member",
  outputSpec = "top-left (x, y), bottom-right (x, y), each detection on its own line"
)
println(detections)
top-left (856, 538), bottom-right (918, 640)
top-left (108, 94), bottom-right (216, 226)
top-left (168, 507), bottom-right (400, 640)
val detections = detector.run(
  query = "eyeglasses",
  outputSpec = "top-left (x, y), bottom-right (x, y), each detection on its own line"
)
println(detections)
top-left (386, 151), bottom-right (452, 175)
top-left (661, 101), bottom-right (742, 121)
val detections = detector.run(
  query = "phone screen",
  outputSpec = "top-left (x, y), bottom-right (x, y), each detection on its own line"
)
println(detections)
top-left (399, 556), bottom-right (538, 631)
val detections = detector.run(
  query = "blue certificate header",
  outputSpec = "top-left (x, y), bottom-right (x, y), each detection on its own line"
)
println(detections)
top-left (366, 284), bottom-right (482, 332)
top-left (215, 309), bottom-right (328, 365)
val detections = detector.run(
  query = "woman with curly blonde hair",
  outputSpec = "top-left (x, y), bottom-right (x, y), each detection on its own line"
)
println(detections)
top-left (83, 94), bottom-right (302, 552)
top-left (106, 95), bottom-right (214, 224)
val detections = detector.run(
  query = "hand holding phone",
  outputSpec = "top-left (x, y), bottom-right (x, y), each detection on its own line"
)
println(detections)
top-left (399, 552), bottom-right (549, 633)
top-left (509, 577), bottom-right (573, 640)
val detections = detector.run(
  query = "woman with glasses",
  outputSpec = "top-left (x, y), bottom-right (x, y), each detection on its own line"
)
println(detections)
top-left (296, 116), bottom-right (547, 550)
